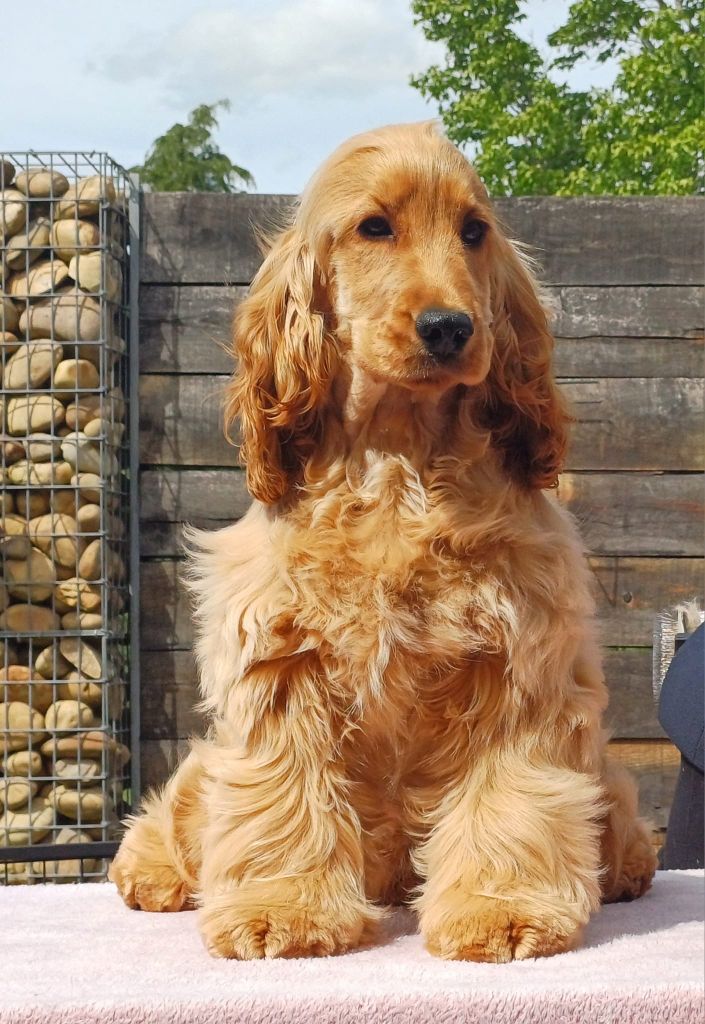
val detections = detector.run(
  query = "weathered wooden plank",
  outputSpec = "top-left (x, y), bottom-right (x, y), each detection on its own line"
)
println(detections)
top-left (551, 287), bottom-right (702, 339)
top-left (138, 736), bottom-right (679, 833)
top-left (139, 283), bottom-right (704, 375)
top-left (140, 556), bottom-right (703, 652)
top-left (140, 285), bottom-right (243, 374)
top-left (139, 469), bottom-right (703, 559)
top-left (140, 467), bottom-right (249, 534)
top-left (558, 472), bottom-right (704, 557)
top-left (141, 194), bottom-right (294, 285)
top-left (140, 646), bottom-right (665, 743)
top-left (563, 378), bottom-right (703, 472)
top-left (140, 194), bottom-right (705, 286)
top-left (139, 374), bottom-right (704, 472)
top-left (587, 557), bottom-right (704, 646)
top-left (553, 336), bottom-right (704, 380)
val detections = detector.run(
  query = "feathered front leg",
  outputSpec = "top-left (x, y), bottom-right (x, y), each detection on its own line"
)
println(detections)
top-left (196, 652), bottom-right (382, 959)
top-left (406, 654), bottom-right (606, 962)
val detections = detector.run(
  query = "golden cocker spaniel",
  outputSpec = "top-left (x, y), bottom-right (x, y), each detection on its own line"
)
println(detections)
top-left (111, 123), bottom-right (656, 961)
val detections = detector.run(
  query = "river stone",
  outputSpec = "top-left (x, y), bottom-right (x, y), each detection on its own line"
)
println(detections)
top-left (55, 577), bottom-right (101, 612)
top-left (0, 776), bottom-right (39, 811)
top-left (25, 434), bottom-right (63, 463)
top-left (78, 539), bottom-right (102, 581)
top-left (58, 672), bottom-right (102, 708)
top-left (4, 216), bottom-right (51, 269)
top-left (0, 604), bottom-right (61, 633)
top-left (1, 513), bottom-right (31, 559)
top-left (0, 331), bottom-right (21, 356)
top-left (3, 339), bottom-right (63, 390)
top-left (54, 358), bottom-right (100, 391)
top-left (0, 700), bottom-right (47, 752)
top-left (0, 492), bottom-right (15, 516)
top-left (19, 289), bottom-right (101, 341)
top-left (15, 168), bottom-right (69, 199)
top-left (31, 826), bottom-right (97, 881)
top-left (48, 783), bottom-right (110, 824)
top-left (59, 637), bottom-right (102, 679)
top-left (60, 611), bottom-right (102, 631)
top-left (1, 189), bottom-right (27, 237)
top-left (69, 252), bottom-right (122, 300)
top-left (52, 490), bottom-right (81, 516)
top-left (44, 699), bottom-right (95, 732)
top-left (54, 759), bottom-right (101, 786)
top-left (56, 175), bottom-right (116, 219)
top-left (6, 545), bottom-right (56, 601)
top-left (65, 395), bottom-right (102, 429)
top-left (29, 512), bottom-right (80, 568)
top-left (83, 418), bottom-right (125, 446)
top-left (0, 640), bottom-right (17, 666)
top-left (0, 666), bottom-right (54, 712)
top-left (35, 644), bottom-right (72, 680)
top-left (1, 298), bottom-right (20, 336)
top-left (71, 472), bottom-right (102, 502)
top-left (31, 831), bottom-right (97, 880)
top-left (40, 731), bottom-right (129, 764)
top-left (6, 394), bottom-right (65, 435)
top-left (76, 504), bottom-right (101, 533)
top-left (1, 160), bottom-right (15, 185)
top-left (15, 491), bottom-right (50, 518)
top-left (1, 795), bottom-right (54, 846)
top-left (8, 459), bottom-right (72, 486)
top-left (51, 219), bottom-right (100, 261)
top-left (61, 434), bottom-right (106, 475)
top-left (3, 749), bottom-right (43, 777)
top-left (8, 260), bottom-right (70, 298)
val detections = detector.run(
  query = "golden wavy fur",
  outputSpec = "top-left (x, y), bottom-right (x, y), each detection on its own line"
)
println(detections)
top-left (111, 123), bottom-right (656, 961)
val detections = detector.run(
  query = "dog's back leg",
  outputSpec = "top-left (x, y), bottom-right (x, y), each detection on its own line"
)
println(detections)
top-left (599, 755), bottom-right (657, 903)
top-left (109, 747), bottom-right (205, 912)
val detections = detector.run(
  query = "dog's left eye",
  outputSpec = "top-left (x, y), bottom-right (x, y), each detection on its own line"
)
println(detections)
top-left (461, 218), bottom-right (487, 247)
top-left (358, 216), bottom-right (393, 239)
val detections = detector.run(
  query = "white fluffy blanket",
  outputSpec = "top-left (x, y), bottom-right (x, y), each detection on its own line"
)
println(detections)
top-left (0, 870), bottom-right (702, 1024)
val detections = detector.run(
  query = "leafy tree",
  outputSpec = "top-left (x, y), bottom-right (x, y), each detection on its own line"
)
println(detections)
top-left (133, 100), bottom-right (255, 192)
top-left (410, 0), bottom-right (704, 195)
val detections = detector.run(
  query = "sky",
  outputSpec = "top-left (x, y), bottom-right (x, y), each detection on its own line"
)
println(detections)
top-left (4, 1), bottom-right (618, 194)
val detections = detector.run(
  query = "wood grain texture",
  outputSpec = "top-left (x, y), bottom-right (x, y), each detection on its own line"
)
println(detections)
top-left (140, 194), bottom-right (705, 286)
top-left (550, 287), bottom-right (702, 339)
top-left (139, 469), bottom-right (703, 559)
top-left (140, 646), bottom-right (664, 743)
top-left (139, 283), bottom-right (703, 375)
top-left (140, 556), bottom-right (703, 652)
top-left (139, 374), bottom-right (704, 471)
top-left (138, 736), bottom-right (679, 832)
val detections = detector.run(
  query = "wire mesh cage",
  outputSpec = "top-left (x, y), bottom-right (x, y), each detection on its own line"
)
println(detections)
top-left (1, 153), bottom-right (139, 883)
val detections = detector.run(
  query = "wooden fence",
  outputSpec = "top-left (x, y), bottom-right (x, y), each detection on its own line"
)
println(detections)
top-left (137, 194), bottom-right (704, 843)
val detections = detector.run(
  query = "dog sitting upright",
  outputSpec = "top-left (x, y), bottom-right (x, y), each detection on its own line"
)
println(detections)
top-left (111, 123), bottom-right (656, 961)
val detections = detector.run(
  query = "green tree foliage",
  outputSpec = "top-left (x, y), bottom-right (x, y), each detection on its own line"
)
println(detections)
top-left (410, 0), bottom-right (704, 194)
top-left (133, 100), bottom-right (255, 192)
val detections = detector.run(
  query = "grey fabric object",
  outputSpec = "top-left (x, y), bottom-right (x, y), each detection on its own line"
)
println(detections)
top-left (658, 623), bottom-right (704, 773)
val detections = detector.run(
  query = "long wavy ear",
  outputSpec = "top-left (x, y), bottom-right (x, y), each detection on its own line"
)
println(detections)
top-left (224, 225), bottom-right (335, 504)
top-left (478, 234), bottom-right (571, 489)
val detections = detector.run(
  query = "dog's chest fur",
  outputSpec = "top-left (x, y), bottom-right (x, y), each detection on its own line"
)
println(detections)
top-left (283, 455), bottom-right (514, 714)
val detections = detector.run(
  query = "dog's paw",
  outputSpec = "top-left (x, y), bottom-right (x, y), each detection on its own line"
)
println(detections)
top-left (422, 891), bottom-right (586, 962)
top-left (109, 845), bottom-right (192, 913)
top-left (602, 820), bottom-right (657, 904)
top-left (199, 880), bottom-right (381, 959)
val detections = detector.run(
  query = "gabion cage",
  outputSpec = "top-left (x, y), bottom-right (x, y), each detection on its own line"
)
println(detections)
top-left (1, 153), bottom-right (139, 883)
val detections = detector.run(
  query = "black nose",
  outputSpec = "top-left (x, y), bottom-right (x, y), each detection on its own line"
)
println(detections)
top-left (416, 308), bottom-right (474, 358)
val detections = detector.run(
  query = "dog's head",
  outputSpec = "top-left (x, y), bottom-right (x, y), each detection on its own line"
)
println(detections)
top-left (226, 122), bottom-right (569, 503)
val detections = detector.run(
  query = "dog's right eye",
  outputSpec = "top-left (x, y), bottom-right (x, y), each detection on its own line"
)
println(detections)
top-left (358, 216), bottom-right (393, 239)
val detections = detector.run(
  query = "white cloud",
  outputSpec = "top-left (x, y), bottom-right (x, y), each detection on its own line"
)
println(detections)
top-left (98, 0), bottom-right (442, 107)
